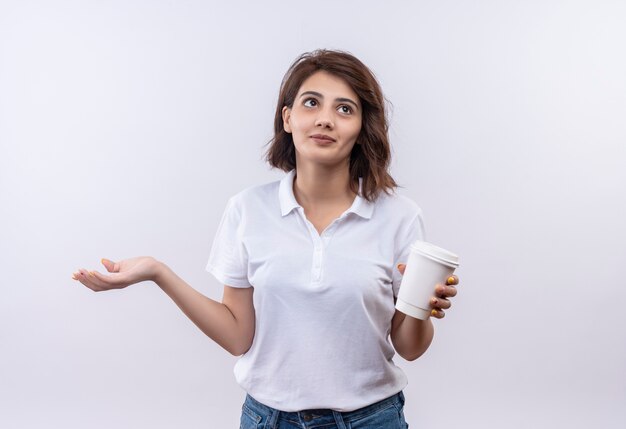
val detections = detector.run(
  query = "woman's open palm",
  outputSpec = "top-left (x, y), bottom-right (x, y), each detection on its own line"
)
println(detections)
top-left (72, 256), bottom-right (159, 292)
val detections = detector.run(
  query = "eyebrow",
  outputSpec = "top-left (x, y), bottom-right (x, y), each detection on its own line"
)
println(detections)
top-left (299, 91), bottom-right (360, 110)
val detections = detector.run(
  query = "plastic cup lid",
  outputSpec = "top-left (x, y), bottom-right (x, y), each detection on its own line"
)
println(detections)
top-left (410, 241), bottom-right (459, 266)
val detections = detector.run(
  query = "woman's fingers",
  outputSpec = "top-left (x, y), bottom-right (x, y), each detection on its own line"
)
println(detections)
top-left (101, 258), bottom-right (120, 273)
top-left (396, 263), bottom-right (406, 275)
top-left (446, 275), bottom-right (459, 285)
top-left (73, 269), bottom-right (105, 292)
top-left (435, 284), bottom-right (457, 298)
top-left (72, 268), bottom-right (126, 291)
top-left (88, 270), bottom-right (122, 290)
top-left (430, 308), bottom-right (445, 319)
top-left (431, 297), bottom-right (451, 310)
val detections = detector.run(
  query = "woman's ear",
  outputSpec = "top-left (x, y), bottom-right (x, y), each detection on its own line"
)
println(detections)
top-left (282, 106), bottom-right (292, 133)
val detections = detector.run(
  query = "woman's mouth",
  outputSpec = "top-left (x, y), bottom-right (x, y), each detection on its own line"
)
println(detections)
top-left (310, 134), bottom-right (337, 144)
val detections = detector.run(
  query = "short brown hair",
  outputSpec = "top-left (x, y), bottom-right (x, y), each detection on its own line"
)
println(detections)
top-left (264, 49), bottom-right (398, 202)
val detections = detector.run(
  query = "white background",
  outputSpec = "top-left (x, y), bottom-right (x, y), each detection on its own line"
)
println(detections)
top-left (1, 1), bottom-right (625, 428)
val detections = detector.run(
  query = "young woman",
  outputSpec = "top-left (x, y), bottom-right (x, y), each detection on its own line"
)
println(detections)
top-left (73, 49), bottom-right (460, 429)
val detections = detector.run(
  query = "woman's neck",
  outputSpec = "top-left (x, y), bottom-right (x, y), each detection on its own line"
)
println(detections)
top-left (292, 163), bottom-right (356, 208)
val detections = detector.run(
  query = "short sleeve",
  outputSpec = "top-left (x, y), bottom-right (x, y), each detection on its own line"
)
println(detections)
top-left (206, 197), bottom-right (252, 288)
top-left (392, 209), bottom-right (426, 297)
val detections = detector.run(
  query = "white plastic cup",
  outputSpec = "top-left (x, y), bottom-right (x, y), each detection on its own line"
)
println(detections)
top-left (395, 241), bottom-right (460, 320)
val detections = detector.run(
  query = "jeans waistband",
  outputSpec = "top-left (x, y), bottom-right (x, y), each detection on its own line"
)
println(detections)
top-left (243, 391), bottom-right (405, 424)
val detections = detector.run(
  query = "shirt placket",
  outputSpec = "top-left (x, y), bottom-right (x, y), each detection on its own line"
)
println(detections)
top-left (312, 238), bottom-right (323, 283)
top-left (296, 208), bottom-right (340, 285)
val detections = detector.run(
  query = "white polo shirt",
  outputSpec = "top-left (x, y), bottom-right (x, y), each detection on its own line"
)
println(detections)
top-left (206, 169), bottom-right (425, 412)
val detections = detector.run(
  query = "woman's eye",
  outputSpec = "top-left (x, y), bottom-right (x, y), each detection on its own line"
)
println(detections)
top-left (303, 98), bottom-right (317, 107)
top-left (338, 105), bottom-right (352, 114)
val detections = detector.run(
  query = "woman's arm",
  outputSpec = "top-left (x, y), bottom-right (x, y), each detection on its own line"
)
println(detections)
top-left (390, 311), bottom-right (434, 361)
top-left (155, 262), bottom-right (255, 356)
top-left (390, 263), bottom-right (459, 361)
top-left (73, 257), bottom-right (255, 356)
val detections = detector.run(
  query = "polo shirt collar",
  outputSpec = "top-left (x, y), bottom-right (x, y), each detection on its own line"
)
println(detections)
top-left (279, 169), bottom-right (374, 219)
top-left (279, 170), bottom-right (301, 216)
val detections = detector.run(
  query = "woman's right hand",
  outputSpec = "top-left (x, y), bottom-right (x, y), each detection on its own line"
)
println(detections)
top-left (72, 256), bottom-right (161, 292)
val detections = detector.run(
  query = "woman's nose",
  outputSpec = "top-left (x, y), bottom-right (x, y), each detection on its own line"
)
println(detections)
top-left (315, 109), bottom-right (334, 128)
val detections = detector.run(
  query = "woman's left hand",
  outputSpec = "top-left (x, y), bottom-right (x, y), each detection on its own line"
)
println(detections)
top-left (397, 264), bottom-right (459, 319)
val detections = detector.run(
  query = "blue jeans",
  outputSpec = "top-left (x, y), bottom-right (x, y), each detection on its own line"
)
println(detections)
top-left (240, 391), bottom-right (409, 429)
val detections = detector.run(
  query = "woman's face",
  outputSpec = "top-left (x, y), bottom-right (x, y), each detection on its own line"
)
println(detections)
top-left (282, 71), bottom-right (362, 169)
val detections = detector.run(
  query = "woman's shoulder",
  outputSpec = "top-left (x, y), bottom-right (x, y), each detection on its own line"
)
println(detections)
top-left (226, 177), bottom-right (282, 209)
top-left (374, 189), bottom-right (423, 217)
top-left (373, 191), bottom-right (425, 236)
